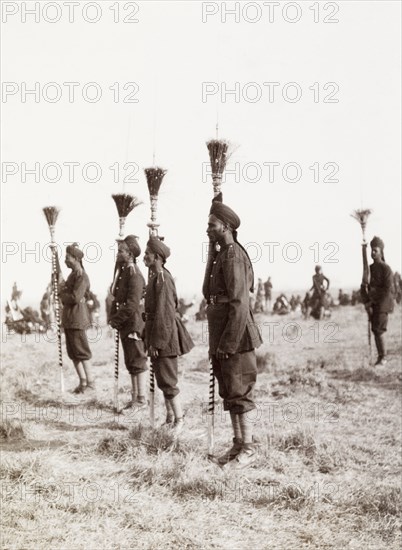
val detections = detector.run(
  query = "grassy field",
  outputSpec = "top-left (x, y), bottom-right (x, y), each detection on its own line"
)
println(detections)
top-left (1, 305), bottom-right (401, 549)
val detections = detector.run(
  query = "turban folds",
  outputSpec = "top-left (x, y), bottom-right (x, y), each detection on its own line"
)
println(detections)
top-left (124, 235), bottom-right (141, 258)
top-left (147, 236), bottom-right (171, 261)
top-left (66, 243), bottom-right (84, 261)
top-left (209, 193), bottom-right (240, 230)
top-left (370, 236), bottom-right (384, 250)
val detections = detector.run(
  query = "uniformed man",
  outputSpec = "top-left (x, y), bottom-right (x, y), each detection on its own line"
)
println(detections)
top-left (362, 236), bottom-right (394, 366)
top-left (109, 235), bottom-right (148, 409)
top-left (143, 236), bottom-right (194, 434)
top-left (59, 243), bottom-right (94, 394)
top-left (203, 195), bottom-right (263, 470)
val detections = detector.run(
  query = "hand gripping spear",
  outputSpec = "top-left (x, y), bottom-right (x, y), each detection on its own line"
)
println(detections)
top-left (111, 194), bottom-right (142, 412)
top-left (205, 139), bottom-right (229, 457)
top-left (351, 208), bottom-right (373, 363)
top-left (43, 206), bottom-right (64, 394)
top-left (144, 166), bottom-right (167, 427)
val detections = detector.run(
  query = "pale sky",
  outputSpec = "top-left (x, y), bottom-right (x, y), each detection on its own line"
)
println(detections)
top-left (1, 0), bottom-right (401, 305)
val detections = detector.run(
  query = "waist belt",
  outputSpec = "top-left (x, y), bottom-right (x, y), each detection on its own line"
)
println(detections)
top-left (142, 312), bottom-right (154, 321)
top-left (208, 295), bottom-right (229, 305)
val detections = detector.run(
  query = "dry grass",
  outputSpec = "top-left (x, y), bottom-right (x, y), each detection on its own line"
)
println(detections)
top-left (1, 305), bottom-right (401, 549)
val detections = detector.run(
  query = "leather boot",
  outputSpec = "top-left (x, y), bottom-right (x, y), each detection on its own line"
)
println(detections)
top-left (170, 395), bottom-right (184, 436)
top-left (217, 438), bottom-right (243, 465)
top-left (224, 443), bottom-right (256, 471)
top-left (162, 398), bottom-right (174, 426)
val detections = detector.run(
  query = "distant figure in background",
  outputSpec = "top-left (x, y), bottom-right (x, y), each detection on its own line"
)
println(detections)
top-left (11, 282), bottom-right (22, 303)
top-left (394, 272), bottom-right (402, 305)
top-left (105, 289), bottom-right (114, 325)
top-left (302, 291), bottom-right (311, 319)
top-left (361, 236), bottom-right (394, 366)
top-left (291, 295), bottom-right (302, 316)
top-left (177, 298), bottom-right (195, 323)
top-left (86, 290), bottom-right (100, 325)
top-left (253, 279), bottom-right (265, 313)
top-left (195, 298), bottom-right (207, 321)
top-left (351, 289), bottom-right (362, 306)
top-left (310, 265), bottom-right (330, 320)
top-left (59, 243), bottom-right (95, 394)
top-left (338, 289), bottom-right (351, 306)
top-left (273, 294), bottom-right (290, 315)
top-left (264, 276), bottom-right (273, 312)
top-left (40, 284), bottom-right (55, 327)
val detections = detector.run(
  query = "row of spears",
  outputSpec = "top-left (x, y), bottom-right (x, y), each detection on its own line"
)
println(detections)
top-left (42, 137), bottom-right (372, 452)
top-left (42, 139), bottom-right (229, 449)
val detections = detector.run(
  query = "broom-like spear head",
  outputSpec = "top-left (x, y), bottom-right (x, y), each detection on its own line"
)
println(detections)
top-left (206, 139), bottom-right (230, 197)
top-left (112, 194), bottom-right (142, 238)
top-left (351, 208), bottom-right (372, 243)
top-left (144, 167), bottom-right (167, 235)
top-left (43, 206), bottom-right (60, 242)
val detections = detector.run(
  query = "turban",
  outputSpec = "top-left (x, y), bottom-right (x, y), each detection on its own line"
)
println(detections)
top-left (124, 235), bottom-right (141, 258)
top-left (209, 193), bottom-right (240, 230)
top-left (147, 236), bottom-right (171, 262)
top-left (66, 243), bottom-right (84, 261)
top-left (370, 236), bottom-right (384, 250)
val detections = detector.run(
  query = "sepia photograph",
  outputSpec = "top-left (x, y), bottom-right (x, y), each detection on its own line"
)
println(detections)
top-left (1, 1), bottom-right (401, 548)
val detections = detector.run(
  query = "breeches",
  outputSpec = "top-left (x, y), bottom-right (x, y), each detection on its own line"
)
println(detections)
top-left (121, 336), bottom-right (147, 375)
top-left (65, 329), bottom-right (92, 362)
top-left (151, 356), bottom-right (179, 400)
top-left (371, 311), bottom-right (388, 335)
top-left (211, 350), bottom-right (257, 414)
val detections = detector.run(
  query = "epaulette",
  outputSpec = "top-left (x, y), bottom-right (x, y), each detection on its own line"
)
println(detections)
top-left (226, 243), bottom-right (236, 258)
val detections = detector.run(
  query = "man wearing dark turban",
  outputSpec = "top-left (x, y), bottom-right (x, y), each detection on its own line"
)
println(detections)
top-left (202, 195), bottom-right (263, 470)
top-left (143, 236), bottom-right (194, 435)
top-left (109, 235), bottom-right (147, 409)
top-left (59, 243), bottom-right (94, 393)
top-left (362, 236), bottom-right (394, 365)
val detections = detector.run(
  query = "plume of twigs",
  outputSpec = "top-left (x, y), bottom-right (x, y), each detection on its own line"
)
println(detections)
top-left (112, 194), bottom-right (142, 217)
top-left (206, 139), bottom-right (231, 197)
top-left (351, 209), bottom-right (372, 241)
top-left (144, 167), bottom-right (167, 197)
top-left (43, 206), bottom-right (60, 237)
top-left (112, 194), bottom-right (142, 238)
top-left (145, 167), bottom-right (167, 236)
top-left (206, 139), bottom-right (229, 175)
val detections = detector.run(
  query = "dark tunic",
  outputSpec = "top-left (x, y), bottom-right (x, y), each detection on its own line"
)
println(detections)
top-left (60, 270), bottom-right (91, 329)
top-left (368, 262), bottom-right (394, 313)
top-left (203, 242), bottom-right (262, 355)
top-left (109, 263), bottom-right (147, 374)
top-left (144, 269), bottom-right (194, 357)
top-left (109, 264), bottom-right (145, 339)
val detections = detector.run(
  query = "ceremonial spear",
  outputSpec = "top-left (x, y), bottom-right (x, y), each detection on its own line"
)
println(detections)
top-left (43, 206), bottom-right (64, 394)
top-left (111, 194), bottom-right (142, 412)
top-left (205, 138), bottom-right (230, 457)
top-left (351, 208), bottom-right (373, 363)
top-left (144, 166), bottom-right (167, 427)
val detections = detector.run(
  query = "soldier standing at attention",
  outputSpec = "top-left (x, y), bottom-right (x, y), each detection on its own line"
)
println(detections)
top-left (109, 235), bottom-right (148, 409)
top-left (362, 236), bottom-right (394, 366)
top-left (59, 243), bottom-right (94, 394)
top-left (203, 194), bottom-right (263, 470)
top-left (143, 236), bottom-right (194, 435)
